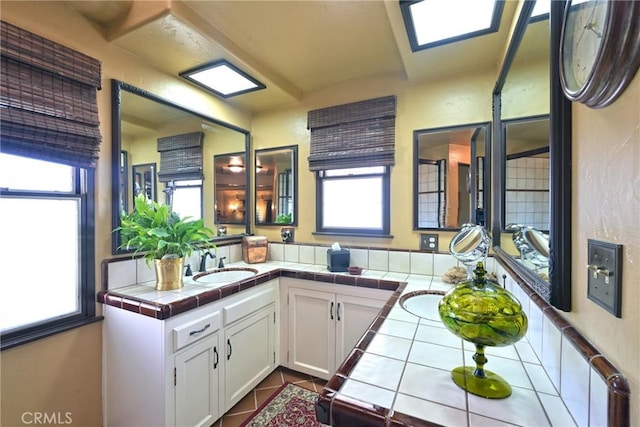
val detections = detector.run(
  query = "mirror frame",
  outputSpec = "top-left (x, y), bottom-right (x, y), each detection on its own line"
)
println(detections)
top-left (111, 79), bottom-right (252, 255)
top-left (413, 122), bottom-right (491, 230)
top-left (492, 1), bottom-right (572, 311)
top-left (254, 145), bottom-right (298, 226)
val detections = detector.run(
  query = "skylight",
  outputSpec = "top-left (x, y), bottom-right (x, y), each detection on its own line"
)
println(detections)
top-left (400, 0), bottom-right (504, 52)
top-left (180, 60), bottom-right (265, 98)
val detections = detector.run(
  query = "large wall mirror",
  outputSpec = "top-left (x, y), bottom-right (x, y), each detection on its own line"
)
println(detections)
top-left (255, 145), bottom-right (298, 226)
top-left (413, 123), bottom-right (490, 230)
top-left (111, 80), bottom-right (251, 254)
top-left (492, 1), bottom-right (572, 310)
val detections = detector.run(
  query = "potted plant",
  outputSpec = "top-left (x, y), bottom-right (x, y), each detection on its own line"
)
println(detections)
top-left (117, 194), bottom-right (215, 290)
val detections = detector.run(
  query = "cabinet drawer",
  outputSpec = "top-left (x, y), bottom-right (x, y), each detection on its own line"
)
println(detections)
top-left (173, 311), bottom-right (221, 352)
top-left (224, 286), bottom-right (276, 325)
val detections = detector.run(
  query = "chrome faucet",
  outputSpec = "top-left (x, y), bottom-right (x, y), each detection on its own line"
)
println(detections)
top-left (199, 251), bottom-right (216, 272)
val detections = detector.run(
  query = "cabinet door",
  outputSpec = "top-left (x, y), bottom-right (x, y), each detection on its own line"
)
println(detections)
top-left (288, 287), bottom-right (335, 379)
top-left (335, 294), bottom-right (385, 364)
top-left (174, 334), bottom-right (220, 427)
top-left (224, 305), bottom-right (275, 411)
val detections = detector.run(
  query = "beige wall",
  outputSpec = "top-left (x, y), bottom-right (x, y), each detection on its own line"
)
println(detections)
top-left (1, 1), bottom-right (638, 426)
top-left (568, 75), bottom-right (640, 422)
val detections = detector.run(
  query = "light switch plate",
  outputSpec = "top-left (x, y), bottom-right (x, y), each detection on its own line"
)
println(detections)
top-left (587, 239), bottom-right (622, 317)
top-left (420, 234), bottom-right (439, 251)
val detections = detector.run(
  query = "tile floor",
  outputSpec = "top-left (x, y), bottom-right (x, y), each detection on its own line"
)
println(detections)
top-left (212, 366), bottom-right (327, 427)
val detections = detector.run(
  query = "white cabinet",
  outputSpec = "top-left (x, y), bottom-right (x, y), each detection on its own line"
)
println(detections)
top-left (103, 280), bottom-right (278, 427)
top-left (175, 334), bottom-right (220, 427)
top-left (224, 305), bottom-right (275, 410)
top-left (283, 279), bottom-right (391, 380)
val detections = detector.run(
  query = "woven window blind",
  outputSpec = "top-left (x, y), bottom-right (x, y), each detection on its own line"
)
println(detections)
top-left (157, 132), bottom-right (204, 182)
top-left (307, 95), bottom-right (396, 171)
top-left (0, 21), bottom-right (102, 169)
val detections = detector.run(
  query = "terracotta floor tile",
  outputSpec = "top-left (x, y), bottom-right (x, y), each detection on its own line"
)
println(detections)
top-left (226, 391), bottom-right (256, 415)
top-left (255, 386), bottom-right (280, 407)
top-left (255, 370), bottom-right (284, 389)
top-left (295, 380), bottom-right (318, 392)
top-left (282, 368), bottom-right (314, 384)
top-left (219, 412), bottom-right (247, 427)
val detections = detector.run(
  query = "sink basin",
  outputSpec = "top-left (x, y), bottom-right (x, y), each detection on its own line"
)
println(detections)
top-left (192, 268), bottom-right (258, 285)
top-left (399, 290), bottom-right (445, 321)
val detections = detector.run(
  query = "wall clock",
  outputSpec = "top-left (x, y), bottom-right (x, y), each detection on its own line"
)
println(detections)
top-left (560, 0), bottom-right (640, 108)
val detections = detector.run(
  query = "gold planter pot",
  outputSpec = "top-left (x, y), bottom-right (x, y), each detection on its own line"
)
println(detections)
top-left (154, 257), bottom-right (185, 291)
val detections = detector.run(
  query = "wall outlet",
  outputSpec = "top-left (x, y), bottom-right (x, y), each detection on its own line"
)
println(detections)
top-left (420, 234), bottom-right (438, 251)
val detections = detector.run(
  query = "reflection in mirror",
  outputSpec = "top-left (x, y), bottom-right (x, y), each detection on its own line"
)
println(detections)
top-left (132, 163), bottom-right (156, 205)
top-left (493, 2), bottom-right (572, 310)
top-left (503, 116), bottom-right (550, 232)
top-left (414, 123), bottom-right (490, 229)
top-left (255, 145), bottom-right (298, 225)
top-left (214, 152), bottom-right (246, 225)
top-left (119, 151), bottom-right (128, 215)
top-left (507, 224), bottom-right (549, 280)
top-left (111, 80), bottom-right (251, 254)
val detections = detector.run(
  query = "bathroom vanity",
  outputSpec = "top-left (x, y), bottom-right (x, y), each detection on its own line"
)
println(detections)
top-left (100, 256), bottom-right (629, 427)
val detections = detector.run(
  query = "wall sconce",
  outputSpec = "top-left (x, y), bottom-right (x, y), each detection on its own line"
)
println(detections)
top-left (281, 227), bottom-right (294, 243)
top-left (217, 225), bottom-right (227, 237)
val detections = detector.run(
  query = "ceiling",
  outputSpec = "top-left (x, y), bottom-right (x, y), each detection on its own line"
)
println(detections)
top-left (66, 0), bottom-right (521, 114)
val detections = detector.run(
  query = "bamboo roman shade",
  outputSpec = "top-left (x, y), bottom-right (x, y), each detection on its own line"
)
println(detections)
top-left (157, 132), bottom-right (205, 182)
top-left (307, 95), bottom-right (396, 171)
top-left (0, 21), bottom-right (102, 169)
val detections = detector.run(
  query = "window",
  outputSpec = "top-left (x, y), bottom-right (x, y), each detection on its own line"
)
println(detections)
top-left (0, 153), bottom-right (97, 349)
top-left (170, 179), bottom-right (203, 220)
top-left (316, 167), bottom-right (390, 235)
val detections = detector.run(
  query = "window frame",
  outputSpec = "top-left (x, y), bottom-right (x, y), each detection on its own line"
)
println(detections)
top-left (168, 179), bottom-right (204, 220)
top-left (0, 158), bottom-right (99, 350)
top-left (315, 166), bottom-right (391, 237)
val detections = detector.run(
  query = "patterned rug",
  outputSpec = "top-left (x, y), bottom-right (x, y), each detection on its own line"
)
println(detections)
top-left (241, 382), bottom-right (321, 427)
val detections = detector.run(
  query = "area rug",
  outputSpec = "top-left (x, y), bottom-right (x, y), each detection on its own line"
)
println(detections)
top-left (241, 382), bottom-right (321, 427)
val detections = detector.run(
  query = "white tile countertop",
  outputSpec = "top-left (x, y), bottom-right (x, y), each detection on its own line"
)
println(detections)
top-left (100, 259), bottom-right (591, 426)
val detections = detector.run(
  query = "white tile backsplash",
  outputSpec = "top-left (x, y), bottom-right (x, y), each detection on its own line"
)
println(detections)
top-left (349, 248), bottom-right (368, 269)
top-left (368, 249), bottom-right (388, 271)
top-left (135, 258), bottom-right (155, 284)
top-left (542, 315), bottom-right (563, 390)
top-left (589, 367), bottom-right (608, 427)
top-left (409, 251), bottom-right (433, 275)
top-left (269, 243), bottom-right (284, 261)
top-left (561, 335), bottom-right (590, 427)
top-left (388, 251), bottom-right (410, 273)
top-left (107, 259), bottom-right (137, 289)
top-left (283, 244), bottom-right (299, 262)
top-left (298, 245), bottom-right (315, 264)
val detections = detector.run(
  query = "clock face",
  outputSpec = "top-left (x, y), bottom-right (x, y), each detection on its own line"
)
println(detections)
top-left (561, 0), bottom-right (609, 94)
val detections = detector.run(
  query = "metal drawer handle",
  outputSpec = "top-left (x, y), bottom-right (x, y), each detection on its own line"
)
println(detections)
top-left (214, 346), bottom-right (219, 369)
top-left (227, 339), bottom-right (232, 360)
top-left (189, 323), bottom-right (210, 336)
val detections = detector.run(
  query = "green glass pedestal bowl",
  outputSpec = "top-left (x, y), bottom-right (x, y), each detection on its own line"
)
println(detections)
top-left (438, 263), bottom-right (528, 399)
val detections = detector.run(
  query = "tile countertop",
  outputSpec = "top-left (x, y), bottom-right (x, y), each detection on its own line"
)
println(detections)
top-left (99, 260), bottom-right (577, 427)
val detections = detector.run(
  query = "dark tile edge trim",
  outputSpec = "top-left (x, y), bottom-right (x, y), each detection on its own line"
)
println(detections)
top-left (497, 255), bottom-right (630, 427)
top-left (98, 268), bottom-right (401, 321)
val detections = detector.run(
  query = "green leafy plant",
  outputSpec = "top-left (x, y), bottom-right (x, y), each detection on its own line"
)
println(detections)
top-left (116, 194), bottom-right (215, 265)
top-left (275, 212), bottom-right (292, 224)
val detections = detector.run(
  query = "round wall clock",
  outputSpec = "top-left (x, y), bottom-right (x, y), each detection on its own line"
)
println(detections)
top-left (560, 0), bottom-right (640, 108)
